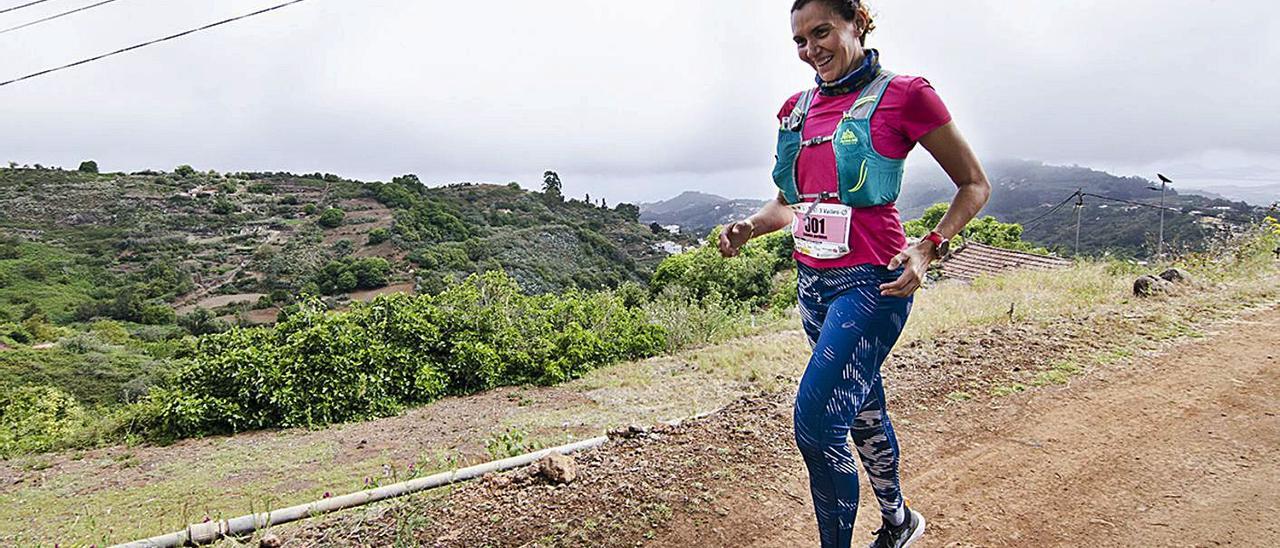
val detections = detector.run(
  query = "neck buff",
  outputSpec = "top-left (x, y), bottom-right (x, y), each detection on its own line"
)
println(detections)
top-left (816, 48), bottom-right (880, 96)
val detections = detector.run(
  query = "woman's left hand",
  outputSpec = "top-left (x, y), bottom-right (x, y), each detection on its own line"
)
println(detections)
top-left (878, 243), bottom-right (934, 297)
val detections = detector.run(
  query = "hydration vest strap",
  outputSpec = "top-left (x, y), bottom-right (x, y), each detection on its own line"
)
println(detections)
top-left (801, 135), bottom-right (834, 147)
top-left (785, 88), bottom-right (819, 131)
top-left (798, 191), bottom-right (837, 218)
top-left (845, 71), bottom-right (897, 120)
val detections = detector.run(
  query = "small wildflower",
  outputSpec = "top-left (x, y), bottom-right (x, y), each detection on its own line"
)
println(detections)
top-left (323, 491), bottom-right (332, 498)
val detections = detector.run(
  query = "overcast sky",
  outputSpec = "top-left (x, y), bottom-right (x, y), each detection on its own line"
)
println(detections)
top-left (2, 0), bottom-right (1277, 203)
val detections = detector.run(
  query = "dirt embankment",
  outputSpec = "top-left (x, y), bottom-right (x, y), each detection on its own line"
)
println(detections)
top-left (284, 297), bottom-right (1280, 546)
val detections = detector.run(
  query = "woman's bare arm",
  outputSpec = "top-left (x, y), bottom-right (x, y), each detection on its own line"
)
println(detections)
top-left (718, 193), bottom-right (793, 257)
top-left (878, 121), bottom-right (991, 296)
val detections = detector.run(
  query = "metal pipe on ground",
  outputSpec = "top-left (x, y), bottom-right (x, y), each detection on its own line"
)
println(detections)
top-left (112, 436), bottom-right (609, 548)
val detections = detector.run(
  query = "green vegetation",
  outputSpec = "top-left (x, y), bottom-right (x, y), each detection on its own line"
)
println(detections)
top-left (485, 426), bottom-right (542, 460)
top-left (132, 270), bottom-right (666, 439)
top-left (312, 256), bottom-right (391, 295)
top-left (318, 207), bottom-right (346, 228)
top-left (651, 229), bottom-right (794, 306)
top-left (904, 202), bottom-right (1048, 254)
top-left (898, 160), bottom-right (1265, 258)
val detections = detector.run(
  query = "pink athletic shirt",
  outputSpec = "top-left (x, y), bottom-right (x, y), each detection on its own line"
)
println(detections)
top-left (777, 75), bottom-right (952, 269)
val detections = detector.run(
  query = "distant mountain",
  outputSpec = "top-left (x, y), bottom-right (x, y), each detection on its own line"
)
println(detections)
top-left (643, 160), bottom-right (1270, 258)
top-left (899, 159), bottom-right (1266, 257)
top-left (639, 191), bottom-right (768, 235)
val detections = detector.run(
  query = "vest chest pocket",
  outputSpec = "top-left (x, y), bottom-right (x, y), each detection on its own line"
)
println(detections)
top-left (832, 118), bottom-right (875, 205)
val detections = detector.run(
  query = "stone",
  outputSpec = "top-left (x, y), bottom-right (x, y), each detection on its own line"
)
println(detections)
top-left (607, 423), bottom-right (650, 439)
top-left (259, 534), bottom-right (282, 548)
top-left (538, 453), bottom-right (577, 484)
top-left (1133, 275), bottom-right (1173, 297)
top-left (1158, 268), bottom-right (1193, 284)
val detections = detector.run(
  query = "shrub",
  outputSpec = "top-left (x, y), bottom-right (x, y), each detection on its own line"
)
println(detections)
top-left (178, 308), bottom-right (228, 336)
top-left (0, 385), bottom-right (87, 456)
top-left (367, 227), bottom-right (391, 245)
top-left (212, 198), bottom-right (239, 215)
top-left (78, 160), bottom-right (98, 174)
top-left (642, 286), bottom-right (751, 352)
top-left (140, 304), bottom-right (176, 325)
top-left (138, 271), bottom-right (667, 438)
top-left (319, 208), bottom-right (345, 228)
top-left (174, 165), bottom-right (197, 178)
top-left (650, 228), bottom-right (789, 306)
top-left (302, 203), bottom-right (318, 215)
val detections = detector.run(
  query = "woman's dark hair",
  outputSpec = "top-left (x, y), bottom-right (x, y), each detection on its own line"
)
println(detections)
top-left (791, 0), bottom-right (876, 42)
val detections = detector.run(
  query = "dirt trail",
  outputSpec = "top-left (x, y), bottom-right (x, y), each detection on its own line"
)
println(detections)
top-left (292, 298), bottom-right (1279, 547)
top-left (752, 306), bottom-right (1280, 547)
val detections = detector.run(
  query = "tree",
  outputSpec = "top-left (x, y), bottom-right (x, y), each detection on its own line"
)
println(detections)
top-left (174, 165), bottom-right (197, 177)
top-left (542, 171), bottom-right (563, 203)
top-left (78, 160), bottom-right (99, 174)
top-left (615, 203), bottom-right (641, 222)
top-left (392, 174), bottom-right (421, 187)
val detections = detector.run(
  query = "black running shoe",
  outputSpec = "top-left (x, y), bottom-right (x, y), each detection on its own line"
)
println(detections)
top-left (867, 506), bottom-right (926, 548)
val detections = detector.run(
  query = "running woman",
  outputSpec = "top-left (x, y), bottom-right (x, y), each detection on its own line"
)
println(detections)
top-left (718, 1), bottom-right (990, 547)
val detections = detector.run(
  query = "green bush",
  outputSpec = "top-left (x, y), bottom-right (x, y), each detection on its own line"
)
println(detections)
top-left (367, 227), bottom-right (391, 245)
top-left (0, 385), bottom-right (87, 456)
top-left (78, 160), bottom-right (98, 174)
top-left (642, 286), bottom-right (753, 352)
top-left (651, 228), bottom-right (790, 306)
top-left (318, 208), bottom-right (345, 228)
top-left (140, 304), bottom-right (176, 325)
top-left (313, 257), bottom-right (391, 295)
top-left (135, 270), bottom-right (666, 437)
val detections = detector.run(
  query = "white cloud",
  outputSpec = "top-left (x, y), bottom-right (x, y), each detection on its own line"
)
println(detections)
top-left (0, 0), bottom-right (1276, 202)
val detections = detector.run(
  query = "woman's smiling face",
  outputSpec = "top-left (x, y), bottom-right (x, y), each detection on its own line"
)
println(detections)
top-left (791, 2), bottom-right (864, 83)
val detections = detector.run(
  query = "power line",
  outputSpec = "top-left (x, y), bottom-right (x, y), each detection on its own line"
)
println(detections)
top-left (0, 0), bottom-right (122, 35)
top-left (0, 0), bottom-right (54, 15)
top-left (0, 0), bottom-right (309, 88)
top-left (1019, 191), bottom-right (1079, 231)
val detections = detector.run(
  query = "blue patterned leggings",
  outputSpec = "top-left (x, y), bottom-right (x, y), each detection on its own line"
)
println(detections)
top-left (794, 263), bottom-right (913, 548)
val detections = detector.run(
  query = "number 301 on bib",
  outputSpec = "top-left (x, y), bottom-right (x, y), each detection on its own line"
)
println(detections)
top-left (789, 202), bottom-right (853, 259)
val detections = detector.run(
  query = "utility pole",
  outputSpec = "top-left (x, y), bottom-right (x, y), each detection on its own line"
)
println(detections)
top-left (1074, 189), bottom-right (1084, 256)
top-left (1155, 174), bottom-right (1173, 260)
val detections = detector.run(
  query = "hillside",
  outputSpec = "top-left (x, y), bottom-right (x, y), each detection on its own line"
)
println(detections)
top-left (642, 160), bottom-right (1270, 258)
top-left (0, 167), bottom-right (668, 327)
top-left (639, 191), bottom-right (768, 236)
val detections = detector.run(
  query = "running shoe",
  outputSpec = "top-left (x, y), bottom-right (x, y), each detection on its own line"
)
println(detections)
top-left (867, 506), bottom-right (926, 548)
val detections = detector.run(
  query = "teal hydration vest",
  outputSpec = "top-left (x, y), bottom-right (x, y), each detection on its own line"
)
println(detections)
top-left (772, 70), bottom-right (905, 208)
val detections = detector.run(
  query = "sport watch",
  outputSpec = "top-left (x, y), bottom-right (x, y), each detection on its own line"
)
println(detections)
top-left (924, 231), bottom-right (950, 259)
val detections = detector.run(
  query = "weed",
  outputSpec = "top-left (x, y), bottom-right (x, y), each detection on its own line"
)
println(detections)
top-left (484, 427), bottom-right (542, 460)
top-left (1032, 361), bottom-right (1083, 387)
top-left (945, 391), bottom-right (974, 402)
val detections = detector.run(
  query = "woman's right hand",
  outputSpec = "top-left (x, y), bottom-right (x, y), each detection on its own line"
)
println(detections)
top-left (718, 219), bottom-right (754, 258)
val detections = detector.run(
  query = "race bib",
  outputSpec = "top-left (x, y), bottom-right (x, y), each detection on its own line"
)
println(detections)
top-left (790, 202), bottom-right (852, 259)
